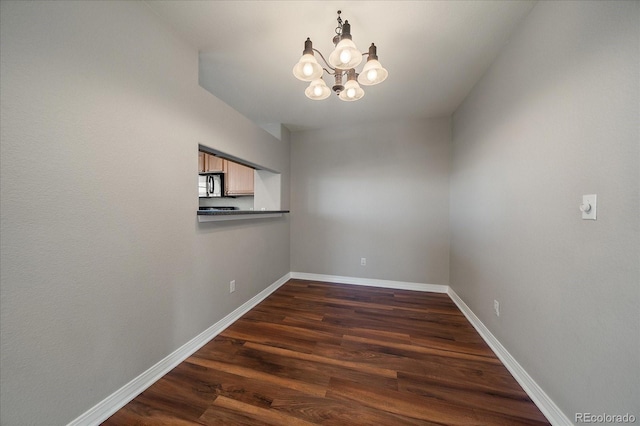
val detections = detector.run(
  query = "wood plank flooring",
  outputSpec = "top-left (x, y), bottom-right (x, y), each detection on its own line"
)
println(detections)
top-left (102, 279), bottom-right (550, 425)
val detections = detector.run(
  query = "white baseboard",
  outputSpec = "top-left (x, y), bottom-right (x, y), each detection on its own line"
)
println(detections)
top-left (447, 288), bottom-right (572, 426)
top-left (67, 272), bottom-right (291, 426)
top-left (68, 272), bottom-right (569, 426)
top-left (289, 272), bottom-right (449, 294)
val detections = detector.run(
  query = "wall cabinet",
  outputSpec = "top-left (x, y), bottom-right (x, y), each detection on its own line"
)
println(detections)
top-left (199, 152), bottom-right (225, 173)
top-left (198, 151), bottom-right (254, 196)
top-left (225, 160), bottom-right (254, 196)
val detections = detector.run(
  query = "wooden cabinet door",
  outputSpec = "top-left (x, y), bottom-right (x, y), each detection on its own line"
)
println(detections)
top-left (198, 151), bottom-right (206, 173)
top-left (224, 160), bottom-right (254, 195)
top-left (199, 152), bottom-right (224, 172)
top-left (205, 155), bottom-right (225, 172)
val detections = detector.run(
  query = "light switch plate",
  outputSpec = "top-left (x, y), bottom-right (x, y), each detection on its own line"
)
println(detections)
top-left (581, 194), bottom-right (597, 220)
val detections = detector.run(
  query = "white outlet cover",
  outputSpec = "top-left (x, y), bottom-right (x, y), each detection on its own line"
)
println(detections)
top-left (581, 194), bottom-right (597, 220)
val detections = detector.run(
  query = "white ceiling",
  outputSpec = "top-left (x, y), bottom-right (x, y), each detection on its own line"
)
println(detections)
top-left (145, 1), bottom-right (536, 132)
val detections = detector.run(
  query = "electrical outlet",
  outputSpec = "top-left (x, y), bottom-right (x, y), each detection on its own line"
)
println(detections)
top-left (230, 280), bottom-right (236, 293)
top-left (494, 300), bottom-right (500, 317)
top-left (361, 257), bottom-right (367, 266)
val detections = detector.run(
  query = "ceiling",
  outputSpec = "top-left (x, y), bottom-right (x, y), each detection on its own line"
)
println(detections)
top-left (145, 1), bottom-right (536, 132)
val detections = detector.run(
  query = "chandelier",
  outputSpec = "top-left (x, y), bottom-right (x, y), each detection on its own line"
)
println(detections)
top-left (292, 10), bottom-right (388, 101)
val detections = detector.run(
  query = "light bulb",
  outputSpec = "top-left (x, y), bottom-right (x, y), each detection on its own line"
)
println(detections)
top-left (305, 78), bottom-right (330, 100)
top-left (366, 68), bottom-right (378, 82)
top-left (339, 49), bottom-right (352, 65)
top-left (303, 63), bottom-right (314, 77)
top-left (293, 53), bottom-right (323, 82)
top-left (346, 87), bottom-right (356, 98)
top-left (329, 39), bottom-right (362, 69)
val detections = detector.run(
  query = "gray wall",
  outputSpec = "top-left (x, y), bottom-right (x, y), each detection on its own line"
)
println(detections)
top-left (451, 0), bottom-right (639, 418)
top-left (2, 1), bottom-right (638, 424)
top-left (291, 118), bottom-right (451, 285)
top-left (0, 1), bottom-right (290, 425)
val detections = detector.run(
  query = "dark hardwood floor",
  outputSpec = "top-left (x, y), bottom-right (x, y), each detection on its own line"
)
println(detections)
top-left (103, 279), bottom-right (549, 425)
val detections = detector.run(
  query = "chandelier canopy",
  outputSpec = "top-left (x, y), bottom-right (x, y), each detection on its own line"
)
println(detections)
top-left (292, 10), bottom-right (388, 101)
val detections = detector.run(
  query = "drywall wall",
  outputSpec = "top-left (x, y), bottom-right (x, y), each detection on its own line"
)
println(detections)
top-left (291, 118), bottom-right (450, 285)
top-left (0, 1), bottom-right (290, 425)
top-left (451, 0), bottom-right (639, 419)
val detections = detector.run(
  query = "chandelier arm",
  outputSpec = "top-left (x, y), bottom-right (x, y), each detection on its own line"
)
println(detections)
top-left (312, 48), bottom-right (335, 72)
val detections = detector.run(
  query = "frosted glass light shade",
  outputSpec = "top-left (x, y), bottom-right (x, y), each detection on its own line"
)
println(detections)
top-left (305, 79), bottom-right (331, 100)
top-left (338, 79), bottom-right (364, 101)
top-left (293, 54), bottom-right (323, 81)
top-left (357, 59), bottom-right (388, 86)
top-left (328, 38), bottom-right (362, 70)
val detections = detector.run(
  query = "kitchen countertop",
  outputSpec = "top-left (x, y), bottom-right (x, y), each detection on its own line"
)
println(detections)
top-left (197, 209), bottom-right (290, 222)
